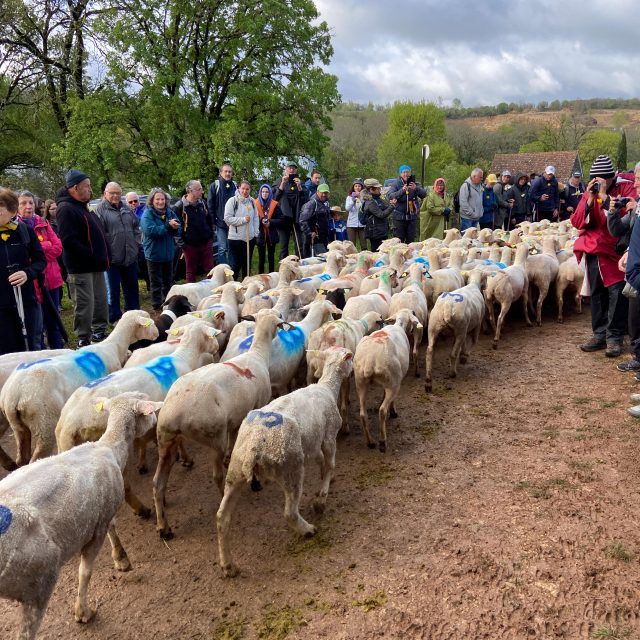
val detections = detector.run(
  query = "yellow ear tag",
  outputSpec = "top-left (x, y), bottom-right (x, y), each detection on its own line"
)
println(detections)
top-left (169, 329), bottom-right (180, 336)
top-left (95, 401), bottom-right (104, 413)
top-left (194, 312), bottom-right (202, 318)
top-left (144, 319), bottom-right (153, 327)
top-left (225, 270), bottom-right (234, 278)
top-left (318, 289), bottom-right (325, 294)
top-left (416, 323), bottom-right (423, 330)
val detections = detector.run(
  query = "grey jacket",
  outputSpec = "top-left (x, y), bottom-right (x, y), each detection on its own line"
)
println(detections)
top-left (224, 194), bottom-right (260, 241)
top-left (459, 178), bottom-right (484, 221)
top-left (94, 199), bottom-right (141, 266)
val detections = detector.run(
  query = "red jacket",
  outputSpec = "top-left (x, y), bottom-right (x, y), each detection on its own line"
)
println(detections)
top-left (570, 178), bottom-right (636, 287)
top-left (33, 215), bottom-right (64, 290)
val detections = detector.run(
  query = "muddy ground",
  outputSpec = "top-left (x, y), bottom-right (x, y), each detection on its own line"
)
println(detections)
top-left (3, 309), bottom-right (640, 640)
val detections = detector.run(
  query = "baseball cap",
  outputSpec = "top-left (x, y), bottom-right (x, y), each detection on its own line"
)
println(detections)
top-left (502, 170), bottom-right (511, 177)
top-left (544, 165), bottom-right (556, 175)
top-left (572, 170), bottom-right (582, 177)
top-left (317, 183), bottom-right (330, 193)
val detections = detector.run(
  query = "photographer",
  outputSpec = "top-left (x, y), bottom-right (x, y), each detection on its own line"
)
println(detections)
top-left (0, 188), bottom-right (46, 355)
top-left (387, 164), bottom-right (426, 243)
top-left (571, 155), bottom-right (635, 357)
top-left (273, 162), bottom-right (308, 259)
top-left (299, 183), bottom-right (331, 255)
top-left (530, 166), bottom-right (560, 221)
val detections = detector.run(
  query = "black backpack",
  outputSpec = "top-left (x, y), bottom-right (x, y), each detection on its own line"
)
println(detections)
top-left (358, 200), bottom-right (368, 225)
top-left (453, 189), bottom-right (461, 214)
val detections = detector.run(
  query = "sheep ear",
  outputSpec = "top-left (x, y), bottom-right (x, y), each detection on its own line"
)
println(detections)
top-left (291, 287), bottom-right (305, 295)
top-left (168, 327), bottom-right (183, 336)
top-left (342, 287), bottom-right (351, 293)
top-left (94, 398), bottom-right (108, 413)
top-left (240, 315), bottom-right (256, 322)
top-left (212, 286), bottom-right (222, 293)
top-left (341, 351), bottom-right (353, 361)
top-left (137, 400), bottom-right (163, 416)
top-left (424, 271), bottom-right (433, 279)
top-left (213, 310), bottom-right (226, 320)
top-left (191, 311), bottom-right (203, 318)
top-left (224, 270), bottom-right (234, 280)
top-left (207, 328), bottom-right (221, 338)
top-left (137, 317), bottom-right (154, 327)
top-left (318, 288), bottom-right (325, 295)
top-left (257, 283), bottom-right (265, 292)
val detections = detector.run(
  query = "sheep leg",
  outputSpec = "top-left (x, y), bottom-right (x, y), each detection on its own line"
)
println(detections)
top-left (378, 387), bottom-right (396, 453)
top-left (13, 423), bottom-right (31, 467)
top-left (485, 299), bottom-right (497, 332)
top-left (461, 324), bottom-right (481, 364)
top-left (493, 302), bottom-right (510, 349)
top-left (339, 378), bottom-right (350, 434)
top-left (556, 285), bottom-right (565, 323)
top-left (216, 480), bottom-right (244, 578)
top-left (313, 438), bottom-right (336, 514)
top-left (449, 333), bottom-right (465, 378)
top-left (536, 283), bottom-right (548, 326)
top-left (412, 332), bottom-right (421, 378)
top-left (124, 462), bottom-right (151, 518)
top-left (107, 520), bottom-right (131, 571)
top-left (283, 477), bottom-right (316, 538)
top-left (177, 442), bottom-right (193, 468)
top-left (0, 444), bottom-right (16, 472)
top-left (521, 287), bottom-right (533, 326)
top-left (153, 439), bottom-right (179, 539)
top-left (74, 526), bottom-right (109, 624)
top-left (19, 587), bottom-right (55, 640)
top-left (356, 378), bottom-right (375, 449)
top-left (576, 292), bottom-right (583, 314)
top-left (212, 446), bottom-right (226, 496)
top-left (425, 334), bottom-right (436, 393)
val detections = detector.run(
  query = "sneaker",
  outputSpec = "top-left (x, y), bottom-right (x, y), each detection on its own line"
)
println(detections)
top-left (91, 331), bottom-right (107, 343)
top-left (579, 338), bottom-right (606, 353)
top-left (77, 339), bottom-right (91, 348)
top-left (618, 359), bottom-right (640, 372)
top-left (605, 343), bottom-right (622, 358)
top-left (628, 405), bottom-right (640, 418)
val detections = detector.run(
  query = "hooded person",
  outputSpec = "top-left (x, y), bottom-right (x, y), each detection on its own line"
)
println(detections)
top-left (419, 177), bottom-right (449, 241)
top-left (493, 170), bottom-right (513, 229)
top-left (508, 172), bottom-right (532, 227)
top-left (255, 183), bottom-right (283, 274)
top-left (571, 154), bottom-right (636, 357)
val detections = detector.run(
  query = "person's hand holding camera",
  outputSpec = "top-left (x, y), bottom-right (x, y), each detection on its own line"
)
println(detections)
top-left (407, 182), bottom-right (416, 191)
top-left (8, 270), bottom-right (27, 286)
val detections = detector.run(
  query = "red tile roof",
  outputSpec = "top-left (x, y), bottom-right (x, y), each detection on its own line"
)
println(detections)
top-left (491, 151), bottom-right (582, 183)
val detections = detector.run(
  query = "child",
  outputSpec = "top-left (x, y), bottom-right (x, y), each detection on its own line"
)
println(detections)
top-left (329, 206), bottom-right (348, 241)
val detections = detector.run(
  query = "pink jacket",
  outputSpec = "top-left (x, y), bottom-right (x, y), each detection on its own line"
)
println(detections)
top-left (570, 178), bottom-right (636, 287)
top-left (33, 215), bottom-right (64, 290)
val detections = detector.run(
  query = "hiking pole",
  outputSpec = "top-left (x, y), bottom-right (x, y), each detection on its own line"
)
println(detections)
top-left (11, 278), bottom-right (29, 350)
top-left (292, 223), bottom-right (302, 258)
top-left (245, 220), bottom-right (251, 277)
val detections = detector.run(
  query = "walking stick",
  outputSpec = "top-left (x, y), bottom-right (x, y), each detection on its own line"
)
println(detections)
top-left (245, 220), bottom-right (251, 277)
top-left (292, 223), bottom-right (302, 258)
top-left (12, 283), bottom-right (29, 350)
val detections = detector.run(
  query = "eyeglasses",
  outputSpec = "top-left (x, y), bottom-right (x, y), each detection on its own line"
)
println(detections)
top-left (106, 191), bottom-right (122, 196)
top-left (127, 199), bottom-right (139, 204)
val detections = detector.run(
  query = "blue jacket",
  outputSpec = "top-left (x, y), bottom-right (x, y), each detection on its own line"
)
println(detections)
top-left (530, 175), bottom-right (560, 213)
top-left (140, 207), bottom-right (181, 262)
top-left (481, 186), bottom-right (497, 225)
top-left (387, 177), bottom-right (426, 221)
top-left (207, 177), bottom-right (237, 229)
top-left (329, 218), bottom-right (348, 241)
top-left (626, 209), bottom-right (640, 292)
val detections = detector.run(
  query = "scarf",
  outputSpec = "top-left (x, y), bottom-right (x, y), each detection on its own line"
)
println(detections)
top-left (257, 184), bottom-right (273, 221)
top-left (20, 214), bottom-right (36, 228)
top-left (0, 220), bottom-right (18, 242)
top-left (433, 177), bottom-right (446, 196)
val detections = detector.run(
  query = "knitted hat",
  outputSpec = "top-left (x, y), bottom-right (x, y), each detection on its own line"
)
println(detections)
top-left (65, 169), bottom-right (89, 188)
top-left (398, 164), bottom-right (412, 174)
top-left (317, 183), bottom-right (330, 193)
top-left (352, 178), bottom-right (364, 189)
top-left (590, 155), bottom-right (615, 179)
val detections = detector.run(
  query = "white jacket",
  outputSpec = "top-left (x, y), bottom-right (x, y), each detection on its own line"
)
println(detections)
top-left (224, 195), bottom-right (260, 241)
top-left (345, 194), bottom-right (365, 228)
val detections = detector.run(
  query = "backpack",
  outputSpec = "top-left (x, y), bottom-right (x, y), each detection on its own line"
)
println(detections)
top-left (453, 189), bottom-right (461, 214)
top-left (358, 200), bottom-right (368, 225)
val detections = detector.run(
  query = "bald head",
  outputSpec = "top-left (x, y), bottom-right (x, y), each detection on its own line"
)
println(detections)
top-left (104, 182), bottom-right (122, 207)
top-left (125, 191), bottom-right (140, 211)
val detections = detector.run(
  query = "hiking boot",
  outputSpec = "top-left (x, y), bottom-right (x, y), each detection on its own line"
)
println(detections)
top-left (579, 338), bottom-right (606, 353)
top-left (628, 405), bottom-right (640, 418)
top-left (618, 359), bottom-right (640, 372)
top-left (77, 339), bottom-right (91, 348)
top-left (91, 331), bottom-right (107, 343)
top-left (605, 343), bottom-right (622, 358)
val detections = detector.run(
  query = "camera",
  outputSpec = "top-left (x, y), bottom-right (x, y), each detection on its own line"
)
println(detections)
top-left (405, 174), bottom-right (416, 185)
top-left (288, 173), bottom-right (299, 183)
top-left (615, 197), bottom-right (630, 209)
top-left (589, 182), bottom-right (600, 195)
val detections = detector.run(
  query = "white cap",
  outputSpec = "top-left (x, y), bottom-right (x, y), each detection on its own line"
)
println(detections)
top-left (544, 165), bottom-right (556, 175)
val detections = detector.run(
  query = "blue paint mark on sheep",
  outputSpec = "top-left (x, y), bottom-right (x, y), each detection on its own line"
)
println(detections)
top-left (83, 373), bottom-right (115, 388)
top-left (238, 335), bottom-right (254, 351)
top-left (17, 358), bottom-right (52, 370)
top-left (374, 259), bottom-right (385, 267)
top-left (441, 292), bottom-right (464, 302)
top-left (74, 352), bottom-right (107, 380)
top-left (414, 257), bottom-right (430, 267)
top-left (317, 273), bottom-right (332, 281)
top-left (246, 410), bottom-right (283, 429)
top-left (142, 356), bottom-right (178, 391)
top-left (237, 325), bottom-right (304, 355)
top-left (0, 505), bottom-right (12, 535)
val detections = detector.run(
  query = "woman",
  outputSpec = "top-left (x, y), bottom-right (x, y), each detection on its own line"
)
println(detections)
top-left (419, 178), bottom-right (449, 241)
top-left (140, 188), bottom-right (182, 311)
top-left (18, 190), bottom-right (65, 348)
top-left (255, 184), bottom-right (283, 274)
top-left (345, 178), bottom-right (366, 249)
top-left (481, 174), bottom-right (498, 230)
top-left (0, 188), bottom-right (46, 354)
top-left (44, 198), bottom-right (67, 308)
top-left (225, 180), bottom-right (259, 281)
top-left (360, 178), bottom-right (393, 251)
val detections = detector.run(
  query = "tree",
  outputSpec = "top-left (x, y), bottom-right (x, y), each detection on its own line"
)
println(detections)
top-left (617, 130), bottom-right (628, 171)
top-left (579, 130), bottom-right (622, 174)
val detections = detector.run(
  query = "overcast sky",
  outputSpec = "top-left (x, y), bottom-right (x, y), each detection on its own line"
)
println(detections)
top-left (316, 0), bottom-right (640, 106)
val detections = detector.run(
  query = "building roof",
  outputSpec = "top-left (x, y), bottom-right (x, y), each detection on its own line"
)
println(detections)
top-left (490, 151), bottom-right (582, 182)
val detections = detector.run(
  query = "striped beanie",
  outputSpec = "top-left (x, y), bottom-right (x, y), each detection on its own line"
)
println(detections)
top-left (589, 155), bottom-right (615, 179)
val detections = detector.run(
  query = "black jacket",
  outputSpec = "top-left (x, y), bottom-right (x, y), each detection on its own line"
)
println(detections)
top-left (299, 195), bottom-right (331, 245)
top-left (361, 191), bottom-right (393, 240)
top-left (56, 188), bottom-right (110, 273)
top-left (273, 179), bottom-right (308, 223)
top-left (207, 178), bottom-right (237, 229)
top-left (0, 222), bottom-right (46, 309)
top-left (173, 197), bottom-right (214, 247)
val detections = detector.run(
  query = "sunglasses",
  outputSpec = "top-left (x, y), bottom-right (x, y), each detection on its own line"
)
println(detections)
top-left (127, 199), bottom-right (139, 204)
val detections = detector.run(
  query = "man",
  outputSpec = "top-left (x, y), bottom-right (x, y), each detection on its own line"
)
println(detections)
top-left (56, 169), bottom-right (109, 347)
top-left (274, 162), bottom-right (307, 259)
top-left (174, 180), bottom-right (214, 282)
top-left (300, 183), bottom-right (331, 255)
top-left (387, 165), bottom-right (426, 243)
top-left (458, 168), bottom-right (484, 231)
top-left (207, 163), bottom-right (237, 267)
top-left (304, 169), bottom-right (323, 198)
top-left (126, 191), bottom-right (149, 289)
top-left (94, 182), bottom-right (140, 324)
top-left (530, 165), bottom-right (560, 221)
top-left (125, 191), bottom-right (145, 220)
top-left (560, 171), bottom-right (585, 220)
top-left (571, 154), bottom-right (636, 357)
top-left (493, 170), bottom-right (513, 229)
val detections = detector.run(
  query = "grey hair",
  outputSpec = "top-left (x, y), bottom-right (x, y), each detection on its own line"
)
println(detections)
top-left (148, 187), bottom-right (169, 209)
top-left (17, 190), bottom-right (36, 201)
top-left (471, 168), bottom-right (483, 178)
top-left (634, 161), bottom-right (640, 172)
top-left (185, 179), bottom-right (202, 193)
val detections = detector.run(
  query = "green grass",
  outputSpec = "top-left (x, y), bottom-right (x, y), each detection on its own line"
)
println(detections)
top-left (286, 528), bottom-right (333, 556)
top-left (256, 606), bottom-right (306, 640)
top-left (515, 478), bottom-right (576, 499)
top-left (355, 462), bottom-right (396, 489)
top-left (212, 618), bottom-right (246, 640)
top-left (591, 626), bottom-right (631, 639)
top-left (605, 542), bottom-right (634, 563)
top-left (352, 590), bottom-right (387, 612)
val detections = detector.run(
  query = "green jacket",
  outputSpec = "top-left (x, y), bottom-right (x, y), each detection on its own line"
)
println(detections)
top-left (420, 189), bottom-right (447, 241)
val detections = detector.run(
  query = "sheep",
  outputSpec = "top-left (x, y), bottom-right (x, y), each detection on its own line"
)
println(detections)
top-left (128, 294), bottom-right (193, 350)
top-left (483, 241), bottom-right (532, 349)
top-left (525, 235), bottom-right (560, 326)
top-left (342, 269), bottom-right (397, 320)
top-left (0, 349), bottom-right (71, 472)
top-left (388, 262), bottom-right (430, 376)
top-left (424, 248), bottom-right (466, 307)
top-left (273, 255), bottom-right (304, 289)
top-left (556, 255), bottom-right (585, 323)
top-left (322, 252), bottom-right (376, 297)
top-left (0, 392), bottom-right (162, 640)
top-left (327, 239), bottom-right (357, 255)
top-left (0, 311), bottom-right (158, 465)
top-left (240, 281), bottom-right (271, 316)
top-left (195, 292), bottom-right (222, 310)
top-left (221, 299), bottom-right (340, 397)
top-left (354, 308), bottom-right (422, 453)
top-left (442, 228), bottom-right (462, 246)
top-left (291, 251), bottom-right (346, 304)
top-left (306, 311), bottom-right (383, 431)
top-left (425, 270), bottom-right (487, 392)
top-left (216, 347), bottom-right (354, 577)
top-left (165, 263), bottom-right (233, 308)
top-left (152, 310), bottom-right (285, 539)
top-left (241, 271), bottom-right (279, 291)
top-left (55, 321), bottom-right (219, 517)
top-left (358, 247), bottom-right (410, 295)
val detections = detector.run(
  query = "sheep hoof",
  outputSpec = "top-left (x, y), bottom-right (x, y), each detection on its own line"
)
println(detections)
top-left (312, 499), bottom-right (326, 515)
top-left (114, 557), bottom-right (132, 572)
top-left (159, 528), bottom-right (174, 540)
top-left (136, 506), bottom-right (152, 520)
top-left (137, 465), bottom-right (149, 475)
top-left (250, 477), bottom-right (263, 492)
top-left (492, 341), bottom-right (498, 350)
top-left (557, 317), bottom-right (564, 324)
top-left (378, 441), bottom-right (387, 453)
top-left (222, 563), bottom-right (240, 578)
top-left (179, 458), bottom-right (194, 468)
top-left (303, 526), bottom-right (317, 539)
top-left (459, 355), bottom-right (468, 364)
top-left (390, 408), bottom-right (398, 419)
top-left (74, 606), bottom-right (96, 624)
top-left (414, 371), bottom-right (420, 378)
top-left (425, 383), bottom-right (432, 393)
top-left (367, 442), bottom-right (376, 449)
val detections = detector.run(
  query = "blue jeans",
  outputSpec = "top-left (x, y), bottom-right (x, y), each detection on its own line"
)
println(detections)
top-left (107, 262), bottom-right (140, 323)
top-left (216, 226), bottom-right (233, 269)
top-left (460, 217), bottom-right (477, 231)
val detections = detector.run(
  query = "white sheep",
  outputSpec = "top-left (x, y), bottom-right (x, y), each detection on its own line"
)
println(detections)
top-left (354, 308), bottom-right (422, 453)
top-left (216, 347), bottom-right (354, 577)
top-left (152, 310), bottom-right (285, 539)
top-left (425, 270), bottom-right (487, 392)
top-left (240, 281), bottom-right (272, 316)
top-left (0, 311), bottom-right (158, 465)
top-left (556, 255), bottom-right (585, 323)
top-left (166, 263), bottom-right (233, 308)
top-left (343, 269), bottom-right (397, 320)
top-left (0, 392), bottom-right (162, 640)
top-left (484, 241), bottom-right (532, 348)
top-left (524, 235), bottom-right (560, 326)
top-left (424, 247), bottom-right (466, 307)
top-left (291, 251), bottom-right (346, 304)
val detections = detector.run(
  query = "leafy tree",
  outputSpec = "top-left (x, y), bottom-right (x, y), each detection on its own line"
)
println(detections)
top-left (617, 130), bottom-right (628, 171)
top-left (579, 130), bottom-right (621, 174)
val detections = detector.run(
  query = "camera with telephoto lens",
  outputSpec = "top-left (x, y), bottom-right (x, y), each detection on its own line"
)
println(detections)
top-left (615, 197), bottom-right (630, 210)
top-left (590, 181), bottom-right (600, 195)
top-left (6, 263), bottom-right (19, 276)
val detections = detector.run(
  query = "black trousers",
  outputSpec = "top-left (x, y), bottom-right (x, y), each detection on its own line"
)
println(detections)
top-left (586, 253), bottom-right (628, 344)
top-left (228, 239), bottom-right (256, 281)
top-left (277, 219), bottom-right (303, 259)
top-left (369, 237), bottom-right (384, 251)
top-left (629, 295), bottom-right (640, 359)
top-left (393, 218), bottom-right (417, 244)
top-left (257, 241), bottom-right (277, 274)
top-left (147, 260), bottom-right (174, 310)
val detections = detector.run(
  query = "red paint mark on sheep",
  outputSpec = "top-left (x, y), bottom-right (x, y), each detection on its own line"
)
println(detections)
top-left (223, 362), bottom-right (256, 379)
top-left (370, 330), bottom-right (389, 343)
